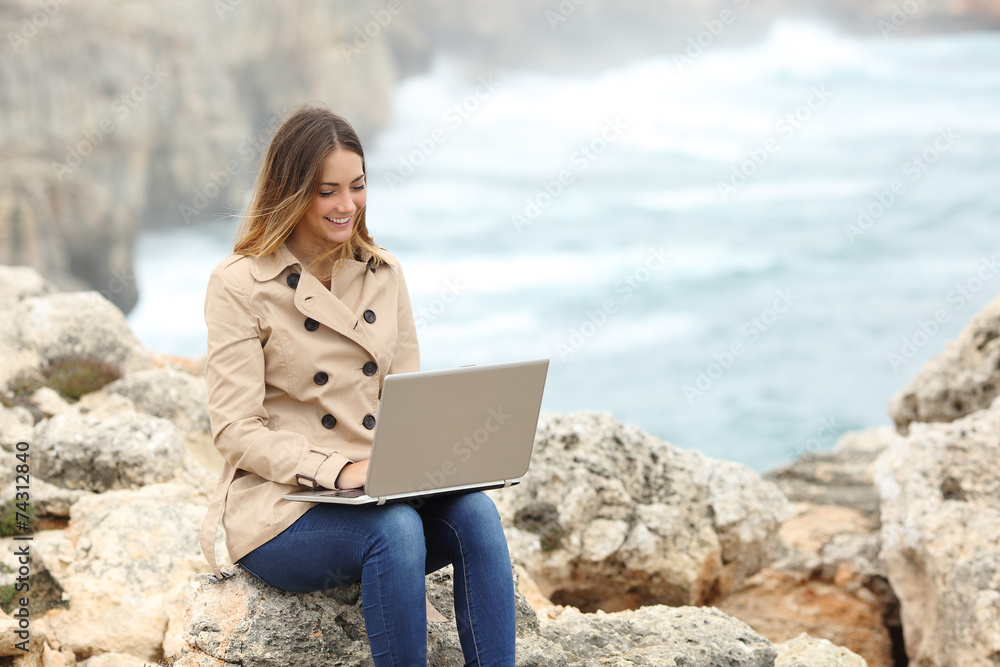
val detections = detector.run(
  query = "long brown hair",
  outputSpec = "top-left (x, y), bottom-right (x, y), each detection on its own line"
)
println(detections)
top-left (233, 105), bottom-right (382, 275)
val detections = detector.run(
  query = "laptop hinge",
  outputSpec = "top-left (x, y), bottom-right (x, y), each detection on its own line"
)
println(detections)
top-left (376, 497), bottom-right (387, 506)
top-left (503, 479), bottom-right (513, 488)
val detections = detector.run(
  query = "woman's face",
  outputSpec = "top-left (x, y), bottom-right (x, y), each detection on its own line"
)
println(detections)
top-left (295, 147), bottom-right (367, 250)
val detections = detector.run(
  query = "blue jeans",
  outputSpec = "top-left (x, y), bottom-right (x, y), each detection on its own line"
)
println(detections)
top-left (240, 491), bottom-right (516, 667)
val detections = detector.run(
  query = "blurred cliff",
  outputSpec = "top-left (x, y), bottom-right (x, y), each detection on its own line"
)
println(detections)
top-left (1, 0), bottom-right (997, 313)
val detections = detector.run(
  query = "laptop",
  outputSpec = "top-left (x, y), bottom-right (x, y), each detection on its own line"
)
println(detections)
top-left (283, 358), bottom-right (549, 505)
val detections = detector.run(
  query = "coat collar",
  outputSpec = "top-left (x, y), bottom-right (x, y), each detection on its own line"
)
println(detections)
top-left (248, 243), bottom-right (376, 282)
top-left (248, 243), bottom-right (380, 361)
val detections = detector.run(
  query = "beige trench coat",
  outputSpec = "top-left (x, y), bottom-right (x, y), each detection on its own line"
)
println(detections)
top-left (198, 242), bottom-right (420, 578)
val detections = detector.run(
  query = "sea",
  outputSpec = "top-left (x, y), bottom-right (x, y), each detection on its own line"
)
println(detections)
top-left (128, 21), bottom-right (1000, 472)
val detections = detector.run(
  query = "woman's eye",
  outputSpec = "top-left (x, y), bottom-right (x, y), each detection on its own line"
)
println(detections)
top-left (319, 191), bottom-right (334, 197)
top-left (351, 184), bottom-right (366, 191)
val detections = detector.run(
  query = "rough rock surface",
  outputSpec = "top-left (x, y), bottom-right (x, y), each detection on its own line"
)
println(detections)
top-left (765, 426), bottom-right (900, 516)
top-left (176, 564), bottom-right (781, 667)
top-left (0, 265), bottom-right (58, 311)
top-left (36, 483), bottom-right (210, 661)
top-left (0, 403), bottom-right (33, 448)
top-left (538, 605), bottom-right (776, 666)
top-left (876, 397), bottom-right (1000, 666)
top-left (105, 368), bottom-right (211, 436)
top-left (175, 564), bottom-right (562, 667)
top-left (34, 410), bottom-right (183, 492)
top-left (3, 291), bottom-right (149, 372)
top-left (774, 633), bottom-right (868, 666)
top-left (489, 411), bottom-right (790, 611)
top-left (888, 291), bottom-right (1000, 432)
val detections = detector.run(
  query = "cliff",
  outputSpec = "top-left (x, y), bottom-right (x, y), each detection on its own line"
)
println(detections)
top-left (2, 0), bottom-right (998, 313)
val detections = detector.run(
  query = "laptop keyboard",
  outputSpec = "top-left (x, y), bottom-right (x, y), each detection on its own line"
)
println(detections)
top-left (317, 489), bottom-right (365, 498)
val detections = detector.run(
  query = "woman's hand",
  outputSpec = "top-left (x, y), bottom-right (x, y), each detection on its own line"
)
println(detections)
top-left (335, 460), bottom-right (369, 489)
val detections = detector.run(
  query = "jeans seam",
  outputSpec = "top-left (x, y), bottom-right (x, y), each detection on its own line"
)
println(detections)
top-left (431, 516), bottom-right (481, 666)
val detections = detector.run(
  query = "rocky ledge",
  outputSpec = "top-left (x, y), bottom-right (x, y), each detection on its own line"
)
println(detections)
top-left (6, 263), bottom-right (1000, 666)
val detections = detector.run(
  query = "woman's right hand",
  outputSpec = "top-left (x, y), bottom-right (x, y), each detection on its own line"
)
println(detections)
top-left (335, 460), bottom-right (369, 489)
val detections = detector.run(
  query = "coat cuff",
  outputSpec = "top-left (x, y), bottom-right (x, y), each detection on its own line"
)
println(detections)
top-left (297, 449), bottom-right (351, 490)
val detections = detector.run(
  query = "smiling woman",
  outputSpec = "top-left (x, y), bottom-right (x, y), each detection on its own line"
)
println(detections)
top-left (200, 104), bottom-right (517, 667)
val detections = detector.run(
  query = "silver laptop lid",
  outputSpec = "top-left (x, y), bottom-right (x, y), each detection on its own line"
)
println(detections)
top-left (364, 358), bottom-right (549, 498)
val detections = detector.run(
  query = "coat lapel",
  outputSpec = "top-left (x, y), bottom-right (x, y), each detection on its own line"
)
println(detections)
top-left (293, 270), bottom-right (376, 355)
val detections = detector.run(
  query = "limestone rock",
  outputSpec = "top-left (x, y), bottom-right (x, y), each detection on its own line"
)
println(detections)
top-left (888, 291), bottom-right (1000, 432)
top-left (78, 653), bottom-right (149, 667)
top-left (538, 604), bottom-right (776, 666)
top-left (174, 564), bottom-right (564, 667)
top-left (0, 404), bottom-right (33, 449)
top-left (2, 291), bottom-right (150, 378)
top-left (36, 484), bottom-right (209, 660)
top-left (766, 425), bottom-right (899, 516)
top-left (716, 567), bottom-right (892, 667)
top-left (105, 368), bottom-right (210, 436)
top-left (34, 410), bottom-right (183, 492)
top-left (876, 397), bottom-right (1000, 666)
top-left (774, 633), bottom-right (868, 666)
top-left (490, 411), bottom-right (790, 610)
top-left (0, 265), bottom-right (58, 312)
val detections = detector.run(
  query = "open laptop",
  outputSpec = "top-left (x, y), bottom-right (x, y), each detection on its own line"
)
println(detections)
top-left (283, 358), bottom-right (549, 505)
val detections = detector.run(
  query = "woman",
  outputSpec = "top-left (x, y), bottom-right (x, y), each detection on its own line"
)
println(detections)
top-left (198, 105), bottom-right (517, 666)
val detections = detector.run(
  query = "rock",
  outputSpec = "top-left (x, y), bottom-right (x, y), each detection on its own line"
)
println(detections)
top-left (0, 404), bottom-right (33, 449)
top-left (716, 567), bottom-right (892, 667)
top-left (78, 653), bottom-right (150, 667)
top-left (538, 604), bottom-right (776, 666)
top-left (0, 534), bottom-right (70, 619)
top-left (30, 387), bottom-right (71, 418)
top-left (876, 397), bottom-right (1000, 666)
top-left (888, 292), bottom-right (1000, 433)
top-left (34, 410), bottom-right (184, 492)
top-left (0, 474), bottom-right (91, 520)
top-left (489, 411), bottom-right (790, 611)
top-left (36, 483), bottom-right (210, 661)
top-left (3, 291), bottom-right (149, 375)
top-left (174, 564), bottom-right (564, 666)
top-left (774, 633), bottom-right (868, 666)
top-left (105, 369), bottom-right (211, 436)
top-left (765, 426), bottom-right (900, 516)
top-left (0, 265), bottom-right (58, 311)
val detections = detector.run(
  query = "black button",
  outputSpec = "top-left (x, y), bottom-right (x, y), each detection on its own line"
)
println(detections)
top-left (286, 273), bottom-right (300, 288)
top-left (314, 371), bottom-right (328, 385)
top-left (363, 361), bottom-right (378, 376)
top-left (304, 317), bottom-right (319, 331)
top-left (321, 414), bottom-right (337, 429)
top-left (363, 309), bottom-right (376, 324)
top-left (363, 414), bottom-right (376, 430)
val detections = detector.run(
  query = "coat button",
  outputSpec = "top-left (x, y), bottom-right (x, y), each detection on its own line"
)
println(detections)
top-left (363, 361), bottom-right (378, 376)
top-left (321, 414), bottom-right (337, 429)
top-left (314, 371), bottom-right (328, 385)
top-left (286, 273), bottom-right (300, 288)
top-left (363, 414), bottom-right (376, 430)
top-left (363, 309), bottom-right (376, 324)
top-left (304, 317), bottom-right (319, 331)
